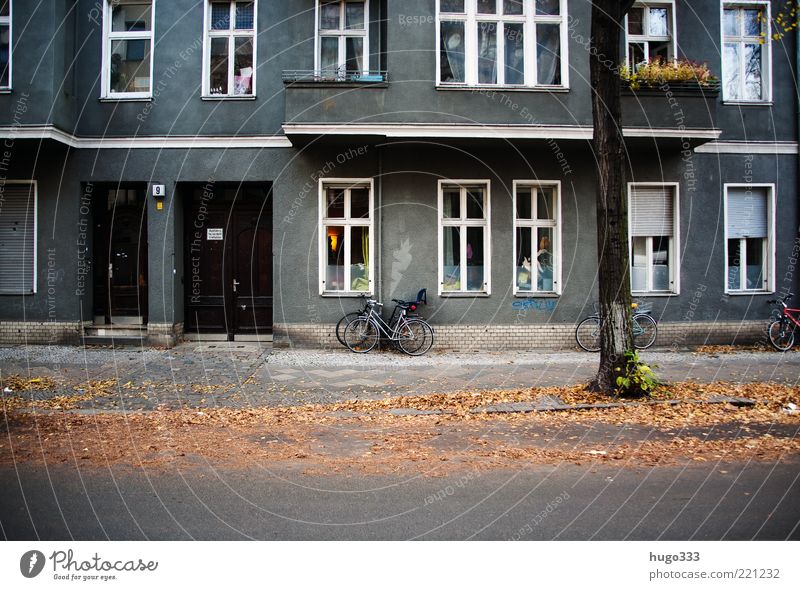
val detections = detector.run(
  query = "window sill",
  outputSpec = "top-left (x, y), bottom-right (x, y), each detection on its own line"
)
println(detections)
top-left (436, 84), bottom-right (569, 93)
top-left (722, 100), bottom-right (773, 107)
top-left (100, 96), bottom-right (152, 102)
top-left (632, 291), bottom-right (678, 297)
top-left (439, 291), bottom-right (490, 298)
top-left (0, 88), bottom-right (12, 94)
top-left (725, 289), bottom-right (773, 296)
top-left (514, 292), bottom-right (560, 298)
top-left (201, 95), bottom-right (257, 101)
top-left (321, 291), bottom-right (372, 298)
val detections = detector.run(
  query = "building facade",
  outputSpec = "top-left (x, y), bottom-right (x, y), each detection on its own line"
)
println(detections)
top-left (0, 0), bottom-right (798, 349)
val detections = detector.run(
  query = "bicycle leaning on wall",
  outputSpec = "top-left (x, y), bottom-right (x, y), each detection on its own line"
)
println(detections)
top-left (575, 302), bottom-right (658, 352)
top-left (766, 292), bottom-right (799, 351)
top-left (343, 297), bottom-right (434, 355)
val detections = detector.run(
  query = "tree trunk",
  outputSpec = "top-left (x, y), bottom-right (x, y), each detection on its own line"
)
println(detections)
top-left (589, 0), bottom-right (636, 391)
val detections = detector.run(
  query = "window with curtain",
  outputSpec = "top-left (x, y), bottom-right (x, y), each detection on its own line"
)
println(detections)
top-left (722, 3), bottom-right (770, 102)
top-left (320, 181), bottom-right (373, 294)
top-left (438, 0), bottom-right (564, 87)
top-left (0, 2), bottom-right (10, 89)
top-left (625, 2), bottom-right (674, 69)
top-left (439, 182), bottom-right (490, 294)
top-left (318, 0), bottom-right (367, 79)
top-left (103, 0), bottom-right (153, 97)
top-left (629, 184), bottom-right (678, 293)
top-left (514, 183), bottom-right (559, 294)
top-left (205, 1), bottom-right (255, 96)
top-left (726, 186), bottom-right (772, 292)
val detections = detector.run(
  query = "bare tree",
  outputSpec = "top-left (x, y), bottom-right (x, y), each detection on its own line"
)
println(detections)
top-left (589, 0), bottom-right (638, 391)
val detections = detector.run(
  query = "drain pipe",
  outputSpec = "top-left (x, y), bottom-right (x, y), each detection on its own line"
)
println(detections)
top-left (796, 6), bottom-right (800, 298)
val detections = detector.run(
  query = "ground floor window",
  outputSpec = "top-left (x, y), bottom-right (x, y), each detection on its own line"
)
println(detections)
top-left (629, 183), bottom-right (678, 294)
top-left (725, 184), bottom-right (773, 292)
top-left (514, 181), bottom-right (559, 294)
top-left (319, 179), bottom-right (374, 294)
top-left (0, 180), bottom-right (37, 294)
top-left (438, 180), bottom-right (490, 294)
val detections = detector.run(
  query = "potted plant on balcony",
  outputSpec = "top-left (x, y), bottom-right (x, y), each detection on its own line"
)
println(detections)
top-left (620, 58), bottom-right (719, 94)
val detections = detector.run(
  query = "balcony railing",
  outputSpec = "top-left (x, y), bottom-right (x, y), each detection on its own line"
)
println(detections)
top-left (282, 70), bottom-right (388, 85)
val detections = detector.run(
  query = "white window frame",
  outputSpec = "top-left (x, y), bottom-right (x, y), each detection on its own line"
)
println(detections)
top-left (314, 0), bottom-right (370, 76)
top-left (202, 0), bottom-right (257, 98)
top-left (101, 0), bottom-right (155, 100)
top-left (720, 1), bottom-right (772, 104)
top-left (627, 182), bottom-right (680, 296)
top-left (318, 178), bottom-right (375, 296)
top-left (624, 1), bottom-right (677, 69)
top-left (723, 183), bottom-right (775, 294)
top-left (0, 1), bottom-right (12, 91)
top-left (512, 180), bottom-right (561, 296)
top-left (437, 179), bottom-right (492, 296)
top-left (435, 0), bottom-right (569, 89)
top-left (0, 180), bottom-right (38, 295)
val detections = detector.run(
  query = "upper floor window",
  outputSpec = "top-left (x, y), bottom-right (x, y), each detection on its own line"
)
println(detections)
top-left (0, 2), bottom-right (10, 89)
top-left (439, 180), bottom-right (491, 295)
top-left (629, 184), bottom-right (679, 295)
top-left (317, 1), bottom-right (368, 78)
top-left (625, 1), bottom-right (675, 69)
top-left (514, 181), bottom-right (560, 295)
top-left (437, 0), bottom-right (566, 87)
top-left (320, 179), bottom-right (374, 295)
top-left (725, 185), bottom-right (774, 293)
top-left (204, 1), bottom-right (255, 97)
top-left (722, 3), bottom-right (771, 102)
top-left (102, 0), bottom-right (153, 98)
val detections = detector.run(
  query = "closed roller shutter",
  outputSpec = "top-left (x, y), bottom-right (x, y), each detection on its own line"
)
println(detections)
top-left (630, 185), bottom-right (675, 237)
top-left (0, 182), bottom-right (36, 294)
top-left (727, 187), bottom-right (768, 238)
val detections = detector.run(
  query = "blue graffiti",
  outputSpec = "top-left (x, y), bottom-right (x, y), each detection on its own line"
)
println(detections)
top-left (512, 299), bottom-right (557, 311)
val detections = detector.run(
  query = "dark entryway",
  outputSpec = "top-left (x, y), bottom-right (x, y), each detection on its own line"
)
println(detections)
top-left (184, 183), bottom-right (273, 339)
top-left (92, 184), bottom-right (148, 325)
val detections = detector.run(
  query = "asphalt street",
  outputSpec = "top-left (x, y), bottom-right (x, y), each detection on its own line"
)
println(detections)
top-left (2, 460), bottom-right (798, 540)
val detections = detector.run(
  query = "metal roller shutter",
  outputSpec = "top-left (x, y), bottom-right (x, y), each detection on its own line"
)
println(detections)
top-left (0, 182), bottom-right (36, 294)
top-left (630, 185), bottom-right (674, 237)
top-left (727, 187), bottom-right (768, 238)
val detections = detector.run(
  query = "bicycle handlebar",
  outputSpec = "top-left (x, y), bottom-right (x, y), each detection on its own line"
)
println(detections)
top-left (767, 293), bottom-right (794, 305)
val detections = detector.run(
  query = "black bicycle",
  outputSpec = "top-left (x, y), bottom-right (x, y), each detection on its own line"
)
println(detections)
top-left (575, 302), bottom-right (658, 352)
top-left (335, 289), bottom-right (427, 347)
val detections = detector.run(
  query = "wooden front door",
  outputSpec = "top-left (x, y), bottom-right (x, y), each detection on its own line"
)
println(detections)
top-left (185, 184), bottom-right (272, 338)
top-left (93, 185), bottom-right (148, 324)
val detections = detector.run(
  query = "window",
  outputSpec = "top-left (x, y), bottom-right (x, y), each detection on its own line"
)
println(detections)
top-left (204, 1), bottom-right (256, 96)
top-left (437, 0), bottom-right (566, 87)
top-left (0, 181), bottom-right (37, 294)
top-left (625, 1), bottom-right (675, 68)
top-left (628, 184), bottom-right (679, 294)
top-left (102, 0), bottom-right (153, 98)
top-left (319, 179), bottom-right (374, 294)
top-left (722, 3), bottom-right (771, 102)
top-left (438, 181), bottom-right (491, 294)
top-left (725, 185), bottom-right (774, 292)
top-left (317, 1), bottom-right (368, 78)
top-left (514, 181), bottom-right (560, 294)
top-left (0, 2), bottom-right (10, 89)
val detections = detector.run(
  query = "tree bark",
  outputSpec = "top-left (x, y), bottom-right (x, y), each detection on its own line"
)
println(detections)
top-left (590, 0), bottom-right (635, 391)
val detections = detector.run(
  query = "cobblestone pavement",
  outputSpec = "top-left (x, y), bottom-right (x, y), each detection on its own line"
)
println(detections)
top-left (0, 343), bottom-right (798, 411)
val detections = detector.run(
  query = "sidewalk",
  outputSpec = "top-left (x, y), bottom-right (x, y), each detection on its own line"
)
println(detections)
top-left (0, 343), bottom-right (798, 411)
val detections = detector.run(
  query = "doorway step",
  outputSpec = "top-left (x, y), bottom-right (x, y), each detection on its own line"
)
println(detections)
top-left (81, 324), bottom-right (147, 347)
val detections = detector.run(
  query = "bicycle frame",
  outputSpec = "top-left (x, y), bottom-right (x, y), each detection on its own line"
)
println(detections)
top-left (360, 305), bottom-right (411, 342)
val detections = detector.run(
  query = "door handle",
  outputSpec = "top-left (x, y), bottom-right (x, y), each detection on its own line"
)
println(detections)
top-left (233, 279), bottom-right (240, 293)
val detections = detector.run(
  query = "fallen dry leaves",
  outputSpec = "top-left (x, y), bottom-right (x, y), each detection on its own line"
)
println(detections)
top-left (0, 381), bottom-right (797, 475)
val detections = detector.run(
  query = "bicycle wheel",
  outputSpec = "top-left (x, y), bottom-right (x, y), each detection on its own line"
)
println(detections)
top-left (343, 318), bottom-right (379, 353)
top-left (575, 317), bottom-right (601, 352)
top-left (632, 314), bottom-right (657, 350)
top-left (397, 319), bottom-right (434, 356)
top-left (768, 319), bottom-right (795, 352)
top-left (335, 312), bottom-right (361, 347)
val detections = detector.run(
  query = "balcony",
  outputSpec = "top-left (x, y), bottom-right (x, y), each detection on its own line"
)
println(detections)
top-left (282, 70), bottom-right (388, 87)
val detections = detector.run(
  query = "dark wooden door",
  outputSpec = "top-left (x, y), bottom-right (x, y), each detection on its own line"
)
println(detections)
top-left (93, 186), bottom-right (148, 324)
top-left (185, 185), bottom-right (272, 338)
